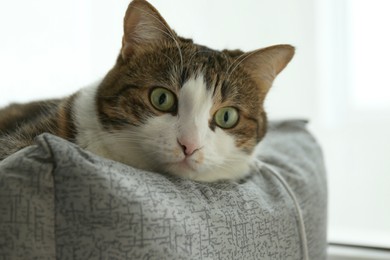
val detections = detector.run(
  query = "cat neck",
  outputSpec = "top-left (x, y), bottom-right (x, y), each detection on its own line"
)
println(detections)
top-left (73, 82), bottom-right (109, 157)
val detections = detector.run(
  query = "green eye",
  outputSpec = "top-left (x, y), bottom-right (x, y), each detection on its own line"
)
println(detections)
top-left (150, 87), bottom-right (176, 112)
top-left (214, 107), bottom-right (239, 129)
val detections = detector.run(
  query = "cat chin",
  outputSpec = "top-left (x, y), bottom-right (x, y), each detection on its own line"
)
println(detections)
top-left (178, 163), bottom-right (252, 182)
top-left (162, 156), bottom-right (254, 182)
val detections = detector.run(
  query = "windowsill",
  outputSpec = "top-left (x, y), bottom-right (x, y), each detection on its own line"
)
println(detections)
top-left (329, 228), bottom-right (390, 250)
top-left (328, 244), bottom-right (390, 260)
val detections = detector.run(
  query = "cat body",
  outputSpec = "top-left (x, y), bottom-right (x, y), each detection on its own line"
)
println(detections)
top-left (0, 0), bottom-right (294, 182)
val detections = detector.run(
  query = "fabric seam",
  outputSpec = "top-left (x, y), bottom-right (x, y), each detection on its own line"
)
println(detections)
top-left (256, 160), bottom-right (310, 260)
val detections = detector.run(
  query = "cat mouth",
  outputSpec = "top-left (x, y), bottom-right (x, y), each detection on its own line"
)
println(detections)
top-left (177, 159), bottom-right (196, 171)
top-left (166, 158), bottom-right (198, 173)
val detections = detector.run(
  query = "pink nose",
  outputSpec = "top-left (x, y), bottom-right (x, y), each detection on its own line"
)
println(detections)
top-left (177, 138), bottom-right (200, 156)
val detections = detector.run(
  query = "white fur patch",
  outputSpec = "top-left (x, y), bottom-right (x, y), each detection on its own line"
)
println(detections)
top-left (74, 83), bottom-right (102, 150)
top-left (74, 81), bottom-right (115, 158)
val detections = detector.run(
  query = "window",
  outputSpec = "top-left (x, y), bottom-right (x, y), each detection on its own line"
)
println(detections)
top-left (349, 0), bottom-right (390, 110)
top-left (316, 0), bottom-right (390, 249)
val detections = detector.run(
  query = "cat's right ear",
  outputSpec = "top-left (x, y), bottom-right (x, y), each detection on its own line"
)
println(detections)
top-left (121, 0), bottom-right (174, 59)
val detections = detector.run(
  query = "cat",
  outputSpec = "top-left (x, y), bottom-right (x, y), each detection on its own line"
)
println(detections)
top-left (0, 0), bottom-right (294, 182)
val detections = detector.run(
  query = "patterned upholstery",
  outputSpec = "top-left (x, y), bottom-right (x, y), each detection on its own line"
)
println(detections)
top-left (0, 120), bottom-right (327, 259)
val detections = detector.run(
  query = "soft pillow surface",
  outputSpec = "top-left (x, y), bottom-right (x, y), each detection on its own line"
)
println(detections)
top-left (0, 120), bottom-right (327, 259)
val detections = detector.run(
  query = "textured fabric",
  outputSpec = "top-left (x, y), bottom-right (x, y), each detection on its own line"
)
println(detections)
top-left (0, 140), bottom-right (56, 259)
top-left (0, 120), bottom-right (327, 259)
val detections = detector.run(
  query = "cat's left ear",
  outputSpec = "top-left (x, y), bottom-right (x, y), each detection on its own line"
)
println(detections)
top-left (241, 44), bottom-right (295, 94)
top-left (121, 0), bottom-right (175, 59)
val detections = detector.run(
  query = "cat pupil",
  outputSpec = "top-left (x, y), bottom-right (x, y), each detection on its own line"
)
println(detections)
top-left (159, 94), bottom-right (166, 105)
top-left (224, 111), bottom-right (229, 122)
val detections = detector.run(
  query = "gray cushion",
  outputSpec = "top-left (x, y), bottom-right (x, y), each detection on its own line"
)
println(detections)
top-left (0, 120), bottom-right (327, 259)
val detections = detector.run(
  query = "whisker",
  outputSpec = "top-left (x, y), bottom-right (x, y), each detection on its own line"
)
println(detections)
top-left (226, 50), bottom-right (263, 82)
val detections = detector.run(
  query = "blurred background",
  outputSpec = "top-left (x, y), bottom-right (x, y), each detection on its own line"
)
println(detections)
top-left (0, 0), bottom-right (389, 256)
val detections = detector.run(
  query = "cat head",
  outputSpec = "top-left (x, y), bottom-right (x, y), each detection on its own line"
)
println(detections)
top-left (96, 0), bottom-right (294, 182)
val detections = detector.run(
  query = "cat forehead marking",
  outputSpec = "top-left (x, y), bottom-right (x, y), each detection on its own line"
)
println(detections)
top-left (177, 74), bottom-right (213, 139)
top-left (179, 74), bottom-right (210, 113)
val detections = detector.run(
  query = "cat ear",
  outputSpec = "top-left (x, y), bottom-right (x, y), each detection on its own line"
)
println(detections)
top-left (241, 44), bottom-right (295, 94)
top-left (121, 0), bottom-right (174, 58)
